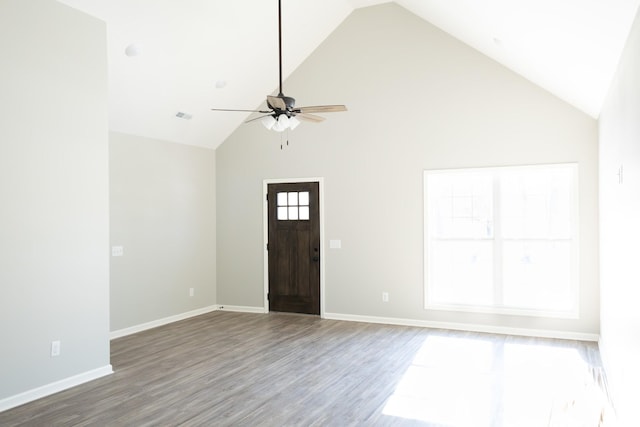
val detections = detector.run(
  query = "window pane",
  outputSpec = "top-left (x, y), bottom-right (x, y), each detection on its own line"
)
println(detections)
top-left (299, 206), bottom-right (309, 220)
top-left (548, 169), bottom-right (573, 238)
top-left (299, 191), bottom-right (309, 206)
top-left (502, 241), bottom-right (573, 311)
top-left (428, 173), bottom-right (493, 239)
top-left (277, 192), bottom-right (288, 206)
top-left (288, 192), bottom-right (298, 206)
top-left (429, 241), bottom-right (493, 306)
top-left (288, 206), bottom-right (299, 220)
top-left (500, 168), bottom-right (572, 239)
top-left (425, 164), bottom-right (577, 316)
top-left (452, 196), bottom-right (473, 218)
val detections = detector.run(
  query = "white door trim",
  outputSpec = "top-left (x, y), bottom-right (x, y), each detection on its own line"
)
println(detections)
top-left (263, 177), bottom-right (325, 318)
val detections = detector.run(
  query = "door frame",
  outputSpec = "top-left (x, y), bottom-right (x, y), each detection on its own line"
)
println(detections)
top-left (263, 177), bottom-right (325, 317)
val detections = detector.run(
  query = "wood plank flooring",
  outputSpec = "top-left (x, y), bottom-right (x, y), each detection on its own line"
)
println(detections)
top-left (0, 311), bottom-right (607, 426)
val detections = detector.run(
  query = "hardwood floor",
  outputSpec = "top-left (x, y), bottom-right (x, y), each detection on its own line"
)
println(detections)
top-left (0, 311), bottom-right (607, 426)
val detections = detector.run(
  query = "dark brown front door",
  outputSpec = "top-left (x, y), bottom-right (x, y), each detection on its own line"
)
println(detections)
top-left (268, 182), bottom-right (320, 315)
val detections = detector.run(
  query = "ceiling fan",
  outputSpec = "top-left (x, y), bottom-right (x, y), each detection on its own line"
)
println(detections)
top-left (211, 0), bottom-right (347, 132)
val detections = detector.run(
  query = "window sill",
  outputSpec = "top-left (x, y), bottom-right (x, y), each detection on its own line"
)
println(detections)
top-left (424, 302), bottom-right (579, 320)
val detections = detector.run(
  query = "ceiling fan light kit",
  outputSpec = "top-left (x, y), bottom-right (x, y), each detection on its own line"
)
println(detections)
top-left (211, 0), bottom-right (346, 134)
top-left (261, 115), bottom-right (277, 130)
top-left (263, 114), bottom-right (300, 132)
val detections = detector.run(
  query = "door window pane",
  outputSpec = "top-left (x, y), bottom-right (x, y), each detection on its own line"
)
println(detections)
top-left (275, 191), bottom-right (310, 221)
top-left (299, 206), bottom-right (310, 220)
top-left (288, 206), bottom-right (299, 220)
top-left (277, 206), bottom-right (288, 220)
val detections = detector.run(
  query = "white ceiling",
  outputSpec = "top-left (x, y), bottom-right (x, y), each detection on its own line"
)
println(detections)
top-left (58, 0), bottom-right (640, 149)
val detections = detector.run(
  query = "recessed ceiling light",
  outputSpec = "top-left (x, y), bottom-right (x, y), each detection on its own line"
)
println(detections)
top-left (215, 80), bottom-right (227, 89)
top-left (176, 112), bottom-right (193, 120)
top-left (125, 43), bottom-right (143, 57)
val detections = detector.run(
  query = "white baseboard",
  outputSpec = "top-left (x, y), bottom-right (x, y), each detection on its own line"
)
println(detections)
top-left (0, 365), bottom-right (113, 413)
top-left (110, 305), bottom-right (220, 339)
top-left (324, 312), bottom-right (600, 342)
top-left (217, 305), bottom-right (267, 314)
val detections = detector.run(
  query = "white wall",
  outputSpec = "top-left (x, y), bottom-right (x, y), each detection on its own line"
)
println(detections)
top-left (0, 0), bottom-right (110, 404)
top-left (599, 6), bottom-right (640, 425)
top-left (217, 4), bottom-right (599, 336)
top-left (110, 132), bottom-right (217, 332)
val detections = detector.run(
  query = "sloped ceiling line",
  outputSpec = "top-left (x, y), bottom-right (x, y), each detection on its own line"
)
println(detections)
top-left (58, 0), bottom-right (640, 148)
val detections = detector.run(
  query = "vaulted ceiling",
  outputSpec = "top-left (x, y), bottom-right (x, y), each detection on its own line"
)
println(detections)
top-left (59, 0), bottom-right (640, 149)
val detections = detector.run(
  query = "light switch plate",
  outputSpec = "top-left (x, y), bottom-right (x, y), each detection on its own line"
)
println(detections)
top-left (329, 239), bottom-right (341, 249)
top-left (51, 340), bottom-right (61, 357)
top-left (111, 246), bottom-right (124, 257)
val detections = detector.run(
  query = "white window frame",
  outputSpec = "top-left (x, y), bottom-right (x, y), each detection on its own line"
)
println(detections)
top-left (423, 164), bottom-right (579, 319)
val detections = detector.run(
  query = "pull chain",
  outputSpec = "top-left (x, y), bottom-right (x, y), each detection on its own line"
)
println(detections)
top-left (279, 129), bottom-right (290, 150)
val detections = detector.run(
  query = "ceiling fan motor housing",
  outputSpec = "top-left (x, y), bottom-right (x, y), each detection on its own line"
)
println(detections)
top-left (281, 95), bottom-right (295, 109)
top-left (268, 95), bottom-right (296, 114)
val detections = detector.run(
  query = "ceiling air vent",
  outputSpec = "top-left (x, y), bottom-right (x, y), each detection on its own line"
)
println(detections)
top-left (175, 112), bottom-right (193, 120)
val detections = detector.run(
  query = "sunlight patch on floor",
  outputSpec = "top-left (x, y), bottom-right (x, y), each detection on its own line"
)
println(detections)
top-left (383, 336), bottom-right (494, 426)
top-left (502, 343), bottom-right (590, 426)
top-left (382, 334), bottom-right (603, 426)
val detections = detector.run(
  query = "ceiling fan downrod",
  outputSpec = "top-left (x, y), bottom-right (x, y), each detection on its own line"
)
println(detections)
top-left (278, 0), bottom-right (283, 97)
top-left (210, 0), bottom-right (347, 132)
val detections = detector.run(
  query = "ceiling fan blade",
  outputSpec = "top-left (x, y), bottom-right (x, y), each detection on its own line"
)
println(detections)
top-left (267, 95), bottom-right (287, 110)
top-left (296, 105), bottom-right (347, 113)
top-left (211, 108), bottom-right (271, 113)
top-left (245, 114), bottom-right (273, 124)
top-left (297, 113), bottom-right (326, 123)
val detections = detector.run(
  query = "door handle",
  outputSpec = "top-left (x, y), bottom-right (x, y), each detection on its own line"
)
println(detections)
top-left (312, 255), bottom-right (319, 262)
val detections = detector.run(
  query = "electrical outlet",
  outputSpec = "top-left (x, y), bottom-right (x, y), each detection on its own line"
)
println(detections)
top-left (382, 292), bottom-right (389, 303)
top-left (189, 288), bottom-right (194, 297)
top-left (51, 340), bottom-right (61, 357)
